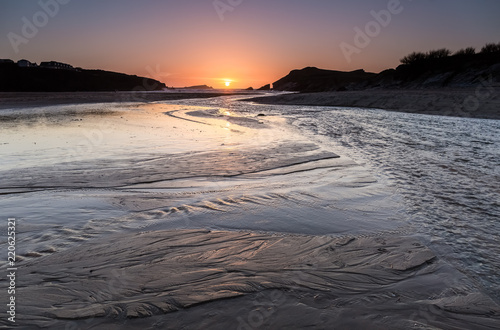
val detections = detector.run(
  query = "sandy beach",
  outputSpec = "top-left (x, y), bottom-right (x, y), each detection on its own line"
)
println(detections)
top-left (247, 89), bottom-right (500, 119)
top-left (0, 91), bottom-right (254, 110)
top-left (1, 94), bottom-right (499, 329)
top-left (13, 229), bottom-right (500, 329)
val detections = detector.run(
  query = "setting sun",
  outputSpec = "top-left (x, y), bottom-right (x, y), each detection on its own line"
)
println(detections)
top-left (225, 81), bottom-right (231, 87)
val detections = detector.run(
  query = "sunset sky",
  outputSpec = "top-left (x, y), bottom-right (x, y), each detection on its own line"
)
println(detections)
top-left (1, 0), bottom-right (499, 89)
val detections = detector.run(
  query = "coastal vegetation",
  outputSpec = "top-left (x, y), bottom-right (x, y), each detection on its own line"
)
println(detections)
top-left (400, 42), bottom-right (500, 65)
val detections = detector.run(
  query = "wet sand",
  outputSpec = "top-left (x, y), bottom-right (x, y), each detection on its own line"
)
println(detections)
top-left (11, 229), bottom-right (500, 329)
top-left (0, 91), bottom-right (254, 110)
top-left (247, 89), bottom-right (500, 119)
top-left (1, 96), bottom-right (499, 328)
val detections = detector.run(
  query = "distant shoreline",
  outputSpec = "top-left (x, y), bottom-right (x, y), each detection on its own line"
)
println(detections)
top-left (0, 91), bottom-right (256, 109)
top-left (247, 88), bottom-right (500, 120)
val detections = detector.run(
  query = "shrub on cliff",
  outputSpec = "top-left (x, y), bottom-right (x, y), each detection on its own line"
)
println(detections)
top-left (454, 47), bottom-right (476, 56)
top-left (480, 43), bottom-right (500, 54)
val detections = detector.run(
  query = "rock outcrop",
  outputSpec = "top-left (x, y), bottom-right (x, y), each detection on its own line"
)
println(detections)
top-left (273, 67), bottom-right (376, 92)
top-left (182, 85), bottom-right (213, 90)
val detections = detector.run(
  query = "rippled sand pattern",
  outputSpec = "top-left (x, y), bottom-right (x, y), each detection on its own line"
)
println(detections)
top-left (1, 95), bottom-right (499, 328)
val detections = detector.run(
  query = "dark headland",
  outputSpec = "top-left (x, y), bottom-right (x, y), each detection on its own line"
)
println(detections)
top-left (181, 85), bottom-right (214, 90)
top-left (248, 44), bottom-right (500, 119)
top-left (0, 60), bottom-right (168, 92)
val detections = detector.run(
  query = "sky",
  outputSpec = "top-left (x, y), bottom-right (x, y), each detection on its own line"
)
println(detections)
top-left (1, 0), bottom-right (499, 89)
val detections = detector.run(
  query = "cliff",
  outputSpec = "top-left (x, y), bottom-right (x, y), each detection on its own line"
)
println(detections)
top-left (0, 62), bottom-right (166, 92)
top-left (271, 53), bottom-right (500, 92)
top-left (272, 67), bottom-right (376, 92)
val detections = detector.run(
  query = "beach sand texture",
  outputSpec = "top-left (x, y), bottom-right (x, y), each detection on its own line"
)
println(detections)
top-left (1, 95), bottom-right (499, 329)
top-left (14, 229), bottom-right (500, 329)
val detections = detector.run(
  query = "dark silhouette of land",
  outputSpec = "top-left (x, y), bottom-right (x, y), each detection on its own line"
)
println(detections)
top-left (0, 61), bottom-right (166, 92)
top-left (181, 85), bottom-right (213, 90)
top-left (272, 49), bottom-right (500, 92)
top-left (273, 68), bottom-right (375, 92)
top-left (250, 43), bottom-right (500, 119)
top-left (258, 84), bottom-right (272, 91)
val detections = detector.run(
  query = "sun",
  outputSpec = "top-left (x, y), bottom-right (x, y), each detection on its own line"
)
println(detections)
top-left (225, 81), bottom-right (231, 87)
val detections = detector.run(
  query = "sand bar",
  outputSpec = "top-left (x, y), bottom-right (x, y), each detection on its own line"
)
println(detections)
top-left (248, 89), bottom-right (500, 119)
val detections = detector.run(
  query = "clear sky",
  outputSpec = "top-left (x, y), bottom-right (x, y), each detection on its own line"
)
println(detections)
top-left (1, 0), bottom-right (499, 89)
